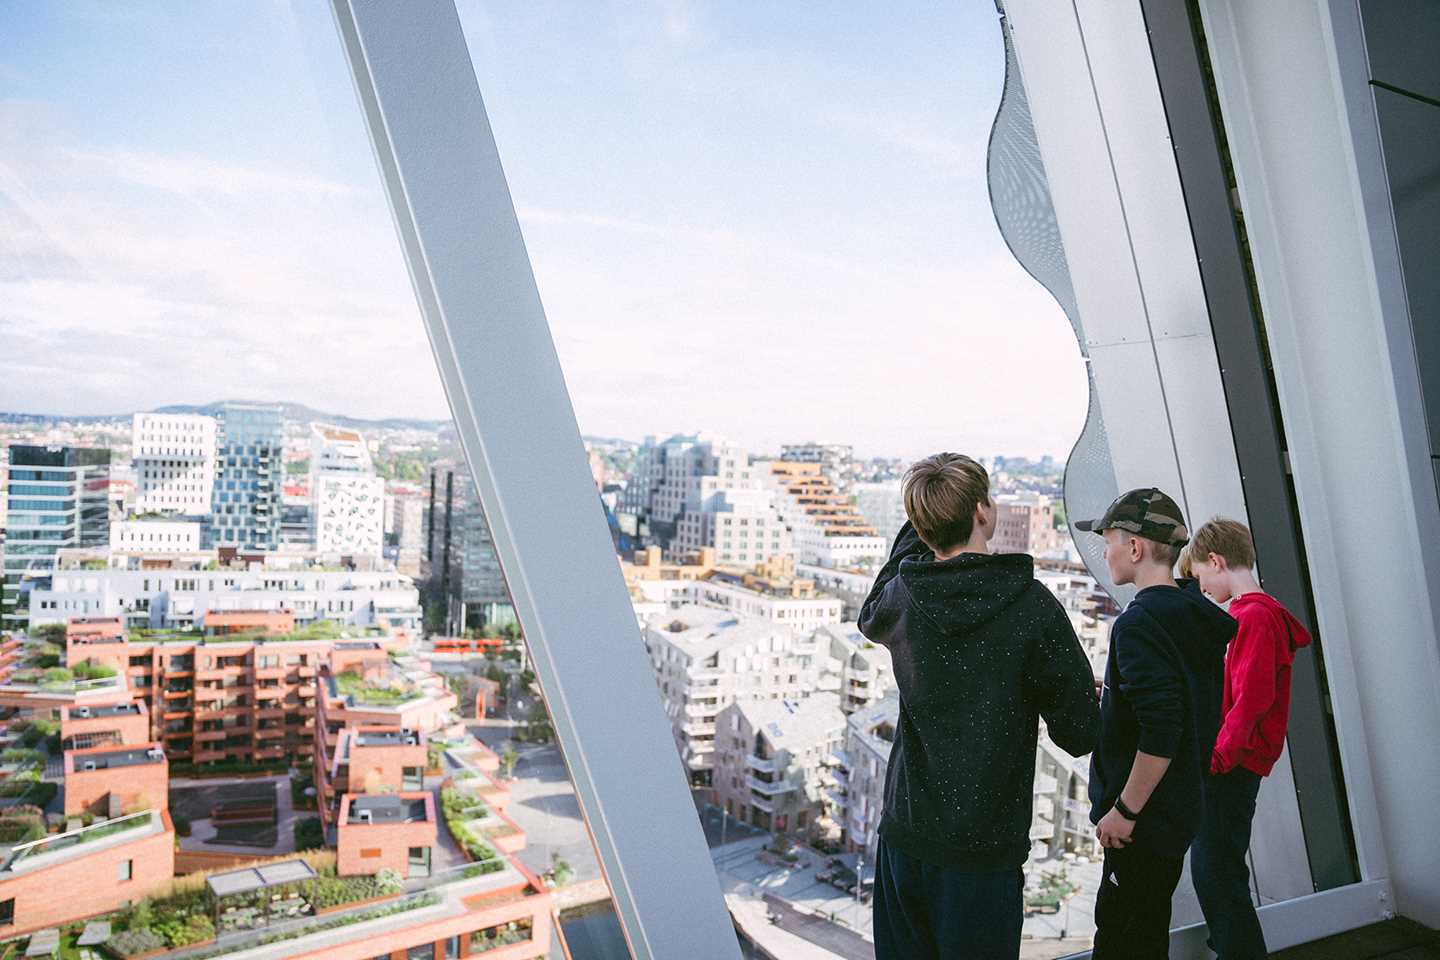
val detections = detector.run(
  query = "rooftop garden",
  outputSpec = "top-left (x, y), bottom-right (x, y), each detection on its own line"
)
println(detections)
top-left (440, 785), bottom-right (506, 875)
top-left (334, 669), bottom-right (419, 706)
top-left (99, 850), bottom-right (433, 958)
top-left (3, 809), bottom-right (153, 869)
top-left (6, 658), bottom-right (118, 690)
top-left (124, 620), bottom-right (388, 646)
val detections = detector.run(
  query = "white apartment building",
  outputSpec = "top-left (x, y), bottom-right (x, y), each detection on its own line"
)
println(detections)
top-left (674, 484), bottom-right (791, 569)
top-left (712, 695), bottom-right (847, 836)
top-left (629, 567), bottom-right (842, 633)
top-left (852, 480), bottom-right (906, 550)
top-left (27, 558), bottom-right (422, 634)
top-left (814, 622), bottom-right (895, 714)
top-left (763, 461), bottom-right (887, 568)
top-left (109, 519), bottom-right (202, 554)
top-left (1032, 735), bottom-right (1099, 861)
top-left (643, 605), bottom-right (823, 784)
top-left (797, 563), bottom-right (877, 621)
top-left (840, 694), bottom-right (898, 859)
top-left (310, 424), bottom-right (385, 560)
top-left (132, 413), bottom-right (217, 515)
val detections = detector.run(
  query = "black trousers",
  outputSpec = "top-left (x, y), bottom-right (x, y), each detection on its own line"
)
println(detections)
top-left (1092, 844), bottom-right (1185, 960)
top-left (1191, 768), bottom-right (1268, 959)
top-left (872, 838), bottom-right (1023, 960)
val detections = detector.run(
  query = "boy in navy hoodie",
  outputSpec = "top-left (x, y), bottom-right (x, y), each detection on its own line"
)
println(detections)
top-left (1074, 489), bottom-right (1235, 959)
top-left (859, 453), bottom-right (1098, 960)
top-left (1183, 518), bottom-right (1313, 960)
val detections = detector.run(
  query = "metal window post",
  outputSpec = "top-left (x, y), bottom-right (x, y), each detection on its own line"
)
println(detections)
top-left (328, 3), bottom-right (742, 957)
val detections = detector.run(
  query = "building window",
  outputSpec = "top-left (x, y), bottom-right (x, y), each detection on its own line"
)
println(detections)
top-left (117, 859), bottom-right (133, 882)
top-left (0, 899), bottom-right (12, 926)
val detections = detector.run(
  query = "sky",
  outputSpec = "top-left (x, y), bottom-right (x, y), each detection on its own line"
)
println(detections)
top-left (0, 1), bottom-right (1088, 461)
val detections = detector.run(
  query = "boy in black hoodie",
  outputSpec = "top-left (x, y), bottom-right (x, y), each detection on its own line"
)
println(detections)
top-left (1073, 489), bottom-right (1235, 959)
top-left (859, 453), bottom-right (1099, 960)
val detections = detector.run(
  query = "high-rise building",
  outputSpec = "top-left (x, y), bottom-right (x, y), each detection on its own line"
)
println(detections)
top-left (131, 413), bottom-right (217, 515)
top-left (1, 444), bottom-right (110, 628)
top-left (763, 461), bottom-right (888, 568)
top-left (428, 468), bottom-right (511, 632)
top-left (780, 442), bottom-right (857, 492)
top-left (310, 423), bottom-right (385, 559)
top-left (207, 403), bottom-right (284, 550)
top-left (392, 493), bottom-right (426, 576)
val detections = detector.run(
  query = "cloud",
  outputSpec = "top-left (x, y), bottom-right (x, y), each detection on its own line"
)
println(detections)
top-left (63, 149), bottom-right (361, 200)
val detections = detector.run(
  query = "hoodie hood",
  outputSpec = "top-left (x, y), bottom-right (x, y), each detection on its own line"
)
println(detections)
top-left (1132, 579), bottom-right (1238, 653)
top-left (898, 551), bottom-right (1037, 633)
top-left (1229, 592), bottom-right (1314, 650)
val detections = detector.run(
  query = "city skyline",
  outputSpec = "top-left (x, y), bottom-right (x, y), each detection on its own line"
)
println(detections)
top-left (1, 2), bottom-right (1087, 463)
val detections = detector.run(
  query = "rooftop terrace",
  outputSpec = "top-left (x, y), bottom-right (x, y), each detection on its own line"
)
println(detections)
top-left (348, 795), bottom-right (428, 824)
top-left (71, 746), bottom-right (165, 771)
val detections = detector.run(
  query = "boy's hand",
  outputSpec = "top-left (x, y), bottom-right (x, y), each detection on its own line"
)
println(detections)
top-left (1094, 677), bottom-right (1104, 701)
top-left (1096, 806), bottom-right (1135, 848)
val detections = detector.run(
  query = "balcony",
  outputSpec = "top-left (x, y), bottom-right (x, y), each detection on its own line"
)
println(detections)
top-left (745, 775), bottom-right (794, 796)
top-left (746, 754), bottom-right (777, 774)
top-left (749, 795), bottom-right (775, 813)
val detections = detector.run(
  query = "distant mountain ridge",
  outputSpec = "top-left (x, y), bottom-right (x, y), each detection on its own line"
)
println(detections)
top-left (0, 401), bottom-right (450, 432)
top-left (0, 403), bottom-right (639, 447)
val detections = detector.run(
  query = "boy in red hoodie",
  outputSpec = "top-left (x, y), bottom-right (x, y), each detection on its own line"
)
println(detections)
top-left (1182, 519), bottom-right (1313, 960)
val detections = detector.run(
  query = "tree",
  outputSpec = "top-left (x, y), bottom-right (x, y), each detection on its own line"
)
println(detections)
top-left (501, 746), bottom-right (518, 779)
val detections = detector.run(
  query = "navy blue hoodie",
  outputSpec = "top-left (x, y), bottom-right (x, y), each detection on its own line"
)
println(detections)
top-left (859, 521), bottom-right (1099, 871)
top-left (1088, 581), bottom-right (1235, 857)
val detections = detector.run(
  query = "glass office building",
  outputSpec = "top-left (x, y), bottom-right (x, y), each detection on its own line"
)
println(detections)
top-left (1, 445), bottom-right (111, 628)
top-left (206, 403), bottom-right (284, 551)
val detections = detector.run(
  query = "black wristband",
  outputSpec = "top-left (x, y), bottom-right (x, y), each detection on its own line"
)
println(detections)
top-left (1114, 797), bottom-right (1140, 821)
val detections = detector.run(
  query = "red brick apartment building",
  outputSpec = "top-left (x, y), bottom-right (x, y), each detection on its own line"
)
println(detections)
top-left (0, 617), bottom-right (550, 959)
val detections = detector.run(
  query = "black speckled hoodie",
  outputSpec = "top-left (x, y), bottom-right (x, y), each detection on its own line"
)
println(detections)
top-left (858, 520), bottom-right (1099, 871)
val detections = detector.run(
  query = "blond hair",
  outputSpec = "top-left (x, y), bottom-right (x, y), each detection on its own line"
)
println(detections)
top-left (903, 453), bottom-right (989, 552)
top-left (1186, 517), bottom-right (1256, 570)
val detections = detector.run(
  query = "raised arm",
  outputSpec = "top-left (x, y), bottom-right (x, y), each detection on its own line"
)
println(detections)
top-left (857, 520), bottom-right (927, 643)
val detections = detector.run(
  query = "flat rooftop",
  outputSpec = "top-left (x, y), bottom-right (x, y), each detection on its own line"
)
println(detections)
top-left (67, 703), bottom-right (142, 720)
top-left (74, 747), bottom-right (164, 770)
top-left (349, 795), bottom-right (428, 824)
top-left (353, 729), bottom-right (420, 747)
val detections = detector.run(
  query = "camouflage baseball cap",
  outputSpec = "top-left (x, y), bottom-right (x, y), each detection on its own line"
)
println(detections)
top-left (1073, 488), bottom-right (1190, 546)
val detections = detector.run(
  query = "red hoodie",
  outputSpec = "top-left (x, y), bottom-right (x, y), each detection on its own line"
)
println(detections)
top-left (1211, 593), bottom-right (1314, 777)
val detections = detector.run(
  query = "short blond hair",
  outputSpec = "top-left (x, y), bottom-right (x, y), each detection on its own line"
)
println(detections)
top-left (1187, 518), bottom-right (1257, 569)
top-left (903, 453), bottom-right (989, 552)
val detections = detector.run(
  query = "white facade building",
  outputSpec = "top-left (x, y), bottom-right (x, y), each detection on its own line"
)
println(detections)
top-left (28, 559), bottom-right (422, 633)
top-left (630, 570), bottom-right (842, 633)
top-left (712, 695), bottom-right (848, 836)
top-left (109, 519), bottom-right (202, 554)
top-left (762, 462), bottom-right (888, 568)
top-left (815, 622), bottom-right (895, 714)
top-left (840, 694), bottom-right (898, 859)
top-left (310, 424), bottom-right (385, 560)
top-left (643, 605), bottom-right (824, 782)
top-left (852, 480), bottom-right (906, 551)
top-left (132, 413), bottom-right (217, 515)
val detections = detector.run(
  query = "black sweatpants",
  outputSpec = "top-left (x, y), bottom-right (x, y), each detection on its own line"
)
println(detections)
top-left (872, 838), bottom-right (1023, 960)
top-left (1091, 844), bottom-right (1185, 959)
top-left (1191, 768), bottom-right (1268, 959)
